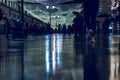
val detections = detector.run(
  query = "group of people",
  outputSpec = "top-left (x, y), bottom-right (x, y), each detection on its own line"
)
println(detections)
top-left (0, 0), bottom-right (111, 42)
top-left (0, 0), bottom-right (99, 41)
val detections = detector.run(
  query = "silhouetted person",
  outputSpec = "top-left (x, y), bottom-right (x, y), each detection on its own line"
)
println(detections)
top-left (57, 24), bottom-right (62, 33)
top-left (72, 11), bottom-right (84, 36)
top-left (67, 25), bottom-right (73, 34)
top-left (83, 0), bottom-right (99, 42)
top-left (46, 23), bottom-right (52, 34)
top-left (102, 18), bottom-right (111, 35)
top-left (12, 20), bottom-right (22, 38)
top-left (62, 24), bottom-right (67, 34)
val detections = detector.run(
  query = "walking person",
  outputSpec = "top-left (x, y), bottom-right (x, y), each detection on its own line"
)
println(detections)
top-left (72, 11), bottom-right (84, 36)
top-left (102, 17), bottom-right (111, 35)
top-left (83, 0), bottom-right (100, 42)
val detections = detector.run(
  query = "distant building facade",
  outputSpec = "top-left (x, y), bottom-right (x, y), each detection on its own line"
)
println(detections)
top-left (0, 1), bottom-right (47, 28)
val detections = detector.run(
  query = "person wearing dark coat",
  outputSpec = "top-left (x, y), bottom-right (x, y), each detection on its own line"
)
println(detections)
top-left (72, 11), bottom-right (84, 36)
top-left (102, 18), bottom-right (111, 35)
top-left (83, 0), bottom-right (99, 42)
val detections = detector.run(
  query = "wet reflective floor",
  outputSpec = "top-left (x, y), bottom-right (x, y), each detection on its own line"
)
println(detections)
top-left (0, 33), bottom-right (120, 80)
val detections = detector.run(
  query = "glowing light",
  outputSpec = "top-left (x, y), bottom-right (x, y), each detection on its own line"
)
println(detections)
top-left (110, 0), bottom-right (119, 10)
top-left (45, 35), bottom-right (50, 73)
top-left (109, 23), bottom-right (113, 30)
top-left (52, 34), bottom-right (56, 73)
top-left (56, 34), bottom-right (62, 67)
top-left (110, 55), bottom-right (119, 80)
top-left (52, 6), bottom-right (55, 9)
top-left (46, 6), bottom-right (49, 9)
top-left (52, 34), bottom-right (62, 73)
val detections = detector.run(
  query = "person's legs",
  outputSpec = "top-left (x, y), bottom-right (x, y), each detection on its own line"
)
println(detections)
top-left (89, 12), bottom-right (97, 42)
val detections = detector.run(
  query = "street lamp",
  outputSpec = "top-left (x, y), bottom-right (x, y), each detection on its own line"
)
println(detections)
top-left (21, 0), bottom-right (24, 24)
top-left (46, 5), bottom-right (56, 27)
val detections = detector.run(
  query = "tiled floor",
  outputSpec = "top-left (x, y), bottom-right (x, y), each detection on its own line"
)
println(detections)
top-left (0, 33), bottom-right (119, 80)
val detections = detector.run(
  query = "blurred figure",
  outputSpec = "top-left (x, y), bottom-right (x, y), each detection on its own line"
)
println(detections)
top-left (72, 11), bottom-right (84, 36)
top-left (61, 24), bottom-right (67, 34)
top-left (83, 0), bottom-right (99, 42)
top-left (12, 20), bottom-right (22, 38)
top-left (46, 23), bottom-right (52, 34)
top-left (67, 25), bottom-right (73, 34)
top-left (87, 29), bottom-right (94, 41)
top-left (102, 17), bottom-right (111, 35)
top-left (57, 24), bottom-right (62, 33)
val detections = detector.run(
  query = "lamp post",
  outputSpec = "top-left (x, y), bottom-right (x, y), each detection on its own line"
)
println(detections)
top-left (19, 0), bottom-right (25, 37)
top-left (21, 0), bottom-right (24, 24)
top-left (46, 5), bottom-right (55, 27)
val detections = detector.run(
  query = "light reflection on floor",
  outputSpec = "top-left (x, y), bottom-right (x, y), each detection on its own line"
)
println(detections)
top-left (0, 33), bottom-right (120, 80)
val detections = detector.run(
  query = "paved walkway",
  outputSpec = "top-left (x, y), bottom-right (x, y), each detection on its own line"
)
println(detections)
top-left (0, 33), bottom-right (119, 80)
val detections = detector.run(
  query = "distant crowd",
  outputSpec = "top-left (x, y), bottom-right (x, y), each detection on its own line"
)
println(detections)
top-left (0, 3), bottom-right (120, 39)
top-left (0, 8), bottom-right (76, 38)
